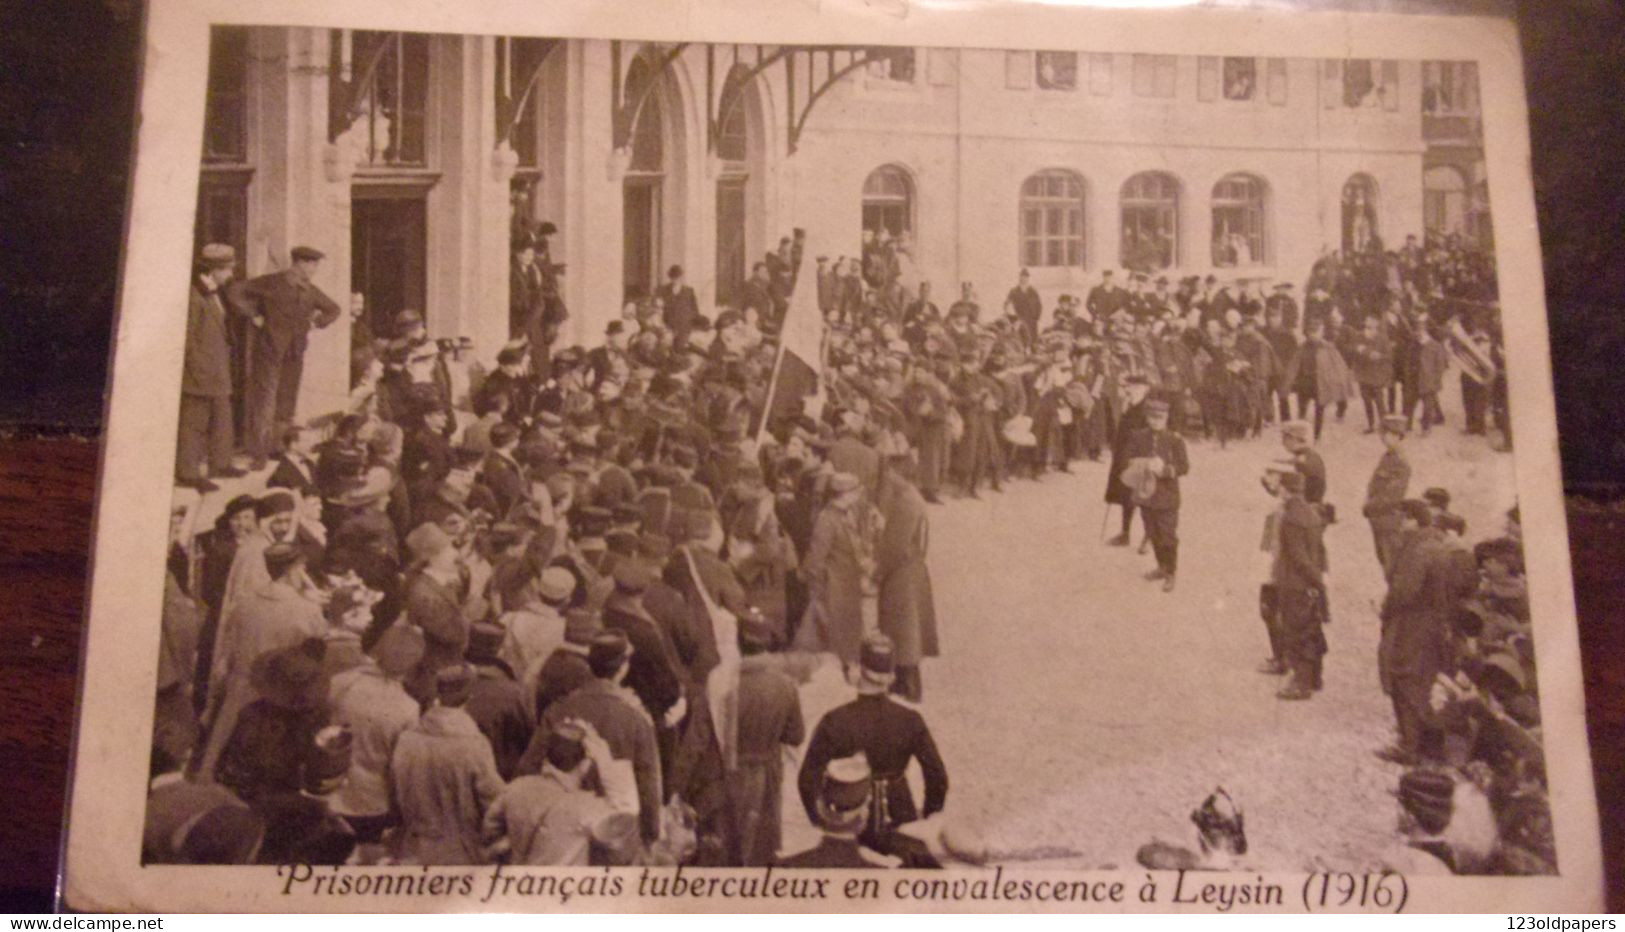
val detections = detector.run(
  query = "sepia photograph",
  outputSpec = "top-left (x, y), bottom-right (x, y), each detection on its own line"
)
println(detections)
top-left (60, 0), bottom-right (1603, 912)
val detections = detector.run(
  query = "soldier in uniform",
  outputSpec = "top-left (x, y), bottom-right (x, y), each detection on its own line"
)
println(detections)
top-left (1123, 398), bottom-right (1190, 592)
top-left (1086, 270), bottom-right (1125, 322)
top-left (1280, 420), bottom-right (1327, 505)
top-left (1270, 471), bottom-right (1329, 700)
top-left (797, 635), bottom-right (948, 861)
top-left (1362, 414), bottom-right (1412, 581)
top-left (1004, 268), bottom-right (1043, 346)
top-left (778, 754), bottom-right (899, 869)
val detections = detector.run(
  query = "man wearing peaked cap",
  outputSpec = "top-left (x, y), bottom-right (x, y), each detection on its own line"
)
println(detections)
top-left (463, 621), bottom-right (530, 781)
top-left (229, 244), bottom-right (341, 468)
top-left (778, 752), bottom-right (899, 868)
top-left (1281, 419), bottom-right (1328, 506)
top-left (388, 660), bottom-right (506, 864)
top-left (521, 624), bottom-right (663, 844)
top-left (1363, 413), bottom-right (1413, 581)
top-left (797, 633), bottom-right (948, 861)
top-left (1123, 394), bottom-right (1190, 592)
top-left (601, 554), bottom-right (687, 790)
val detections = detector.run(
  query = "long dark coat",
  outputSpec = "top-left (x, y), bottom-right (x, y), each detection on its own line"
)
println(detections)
top-left (875, 472), bottom-right (939, 666)
top-left (1378, 530), bottom-right (1454, 712)
top-left (1104, 400), bottom-right (1150, 505)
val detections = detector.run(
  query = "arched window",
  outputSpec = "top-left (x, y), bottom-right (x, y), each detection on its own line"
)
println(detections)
top-left (717, 65), bottom-right (750, 164)
top-left (1120, 171), bottom-right (1179, 271)
top-left (862, 165), bottom-right (914, 238)
top-left (624, 57), bottom-right (665, 175)
top-left (1341, 173), bottom-right (1380, 254)
top-left (622, 55), bottom-right (669, 300)
top-left (1019, 170), bottom-right (1086, 268)
top-left (1211, 173), bottom-right (1267, 267)
top-left (1424, 165), bottom-right (1467, 239)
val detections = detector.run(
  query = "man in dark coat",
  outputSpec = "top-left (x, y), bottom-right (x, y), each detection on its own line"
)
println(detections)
top-left (1272, 472), bottom-right (1329, 701)
top-left (229, 246), bottom-right (342, 467)
top-left (1104, 375), bottom-right (1152, 546)
top-left (1281, 420), bottom-right (1327, 505)
top-left (463, 622), bottom-right (530, 781)
top-left (797, 635), bottom-right (948, 859)
top-left (1363, 415), bottom-right (1412, 581)
top-left (875, 468), bottom-right (938, 702)
top-left (778, 754), bottom-right (897, 868)
top-left (1085, 270), bottom-right (1125, 323)
top-left (1004, 268), bottom-right (1043, 346)
top-left (659, 265), bottom-right (701, 346)
top-left (1265, 282), bottom-right (1300, 332)
top-left (601, 559), bottom-right (687, 783)
top-left (1123, 398), bottom-right (1191, 591)
top-left (1376, 500), bottom-right (1453, 765)
top-left (178, 243), bottom-right (248, 490)
top-left (510, 237), bottom-right (545, 340)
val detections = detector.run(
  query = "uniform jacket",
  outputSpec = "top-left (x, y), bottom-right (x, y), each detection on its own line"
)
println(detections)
top-left (229, 269), bottom-right (341, 355)
top-left (1294, 448), bottom-right (1328, 505)
top-left (404, 570), bottom-right (474, 684)
top-left (466, 663), bottom-right (531, 782)
top-left (1378, 530), bottom-right (1454, 694)
top-left (800, 503), bottom-right (871, 668)
top-left (797, 694), bottom-right (948, 832)
top-left (1346, 330), bottom-right (1394, 388)
top-left (328, 660), bottom-right (420, 818)
top-left (184, 280), bottom-right (236, 397)
top-left (1362, 449), bottom-right (1411, 531)
top-left (602, 594), bottom-right (686, 721)
top-left (390, 705), bottom-right (507, 864)
top-left (1275, 496), bottom-right (1327, 592)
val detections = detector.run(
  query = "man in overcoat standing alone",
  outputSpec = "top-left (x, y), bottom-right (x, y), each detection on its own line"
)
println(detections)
top-left (230, 246), bottom-right (341, 467)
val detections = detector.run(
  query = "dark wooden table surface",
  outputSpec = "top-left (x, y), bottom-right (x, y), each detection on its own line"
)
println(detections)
top-left (1, 436), bottom-right (1620, 912)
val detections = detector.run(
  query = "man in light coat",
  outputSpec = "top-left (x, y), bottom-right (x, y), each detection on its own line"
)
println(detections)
top-left (875, 466), bottom-right (938, 702)
top-left (390, 663), bottom-right (506, 864)
top-left (327, 625), bottom-right (425, 844)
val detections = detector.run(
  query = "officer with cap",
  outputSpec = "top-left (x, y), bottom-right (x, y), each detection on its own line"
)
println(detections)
top-left (778, 754), bottom-right (901, 868)
top-left (1122, 397), bottom-right (1190, 592)
top-left (1363, 414), bottom-right (1413, 581)
top-left (797, 634), bottom-right (948, 860)
top-left (1280, 419), bottom-right (1328, 506)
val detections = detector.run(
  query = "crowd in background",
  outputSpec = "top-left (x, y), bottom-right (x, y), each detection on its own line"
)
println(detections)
top-left (149, 210), bottom-right (1542, 875)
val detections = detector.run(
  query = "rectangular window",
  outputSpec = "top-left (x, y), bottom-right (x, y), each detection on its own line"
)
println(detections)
top-left (1423, 61), bottom-right (1481, 116)
top-left (1005, 51), bottom-right (1033, 90)
top-left (1266, 58), bottom-right (1288, 105)
top-left (1223, 57), bottom-right (1257, 100)
top-left (203, 26), bottom-right (250, 163)
top-left (1132, 54), bottom-right (1176, 98)
top-left (331, 31), bottom-right (432, 166)
top-left (1089, 53), bottom-right (1113, 95)
top-left (1197, 57), bottom-right (1218, 102)
top-left (1335, 58), bottom-right (1398, 110)
top-left (1036, 51), bottom-right (1078, 91)
top-left (867, 48), bottom-right (917, 84)
top-left (500, 37), bottom-right (554, 171)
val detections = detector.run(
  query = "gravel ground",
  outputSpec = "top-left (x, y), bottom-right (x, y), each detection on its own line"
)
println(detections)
top-left (776, 382), bottom-right (1518, 871)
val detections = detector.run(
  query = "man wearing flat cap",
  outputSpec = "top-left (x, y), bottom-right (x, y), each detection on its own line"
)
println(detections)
top-left (178, 243), bottom-right (248, 491)
top-left (229, 245), bottom-right (342, 468)
top-left (798, 634), bottom-right (948, 861)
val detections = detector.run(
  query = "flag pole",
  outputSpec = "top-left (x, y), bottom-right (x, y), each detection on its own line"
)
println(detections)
top-left (756, 342), bottom-right (789, 446)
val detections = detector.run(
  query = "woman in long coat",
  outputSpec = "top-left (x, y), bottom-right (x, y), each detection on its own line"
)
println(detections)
top-left (875, 469), bottom-right (939, 702)
top-left (796, 473), bottom-right (874, 671)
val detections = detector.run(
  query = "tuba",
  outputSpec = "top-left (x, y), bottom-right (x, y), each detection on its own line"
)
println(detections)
top-left (1446, 318), bottom-right (1496, 385)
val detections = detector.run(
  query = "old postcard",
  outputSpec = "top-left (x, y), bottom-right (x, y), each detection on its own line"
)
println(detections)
top-left (60, 0), bottom-right (1605, 912)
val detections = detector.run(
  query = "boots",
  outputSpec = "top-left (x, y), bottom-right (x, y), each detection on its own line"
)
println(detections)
top-left (1276, 663), bottom-right (1314, 700)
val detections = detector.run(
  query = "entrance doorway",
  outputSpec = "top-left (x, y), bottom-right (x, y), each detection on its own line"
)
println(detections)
top-left (715, 177), bottom-right (747, 308)
top-left (623, 177), bottom-right (661, 301)
top-left (352, 194), bottom-right (427, 341)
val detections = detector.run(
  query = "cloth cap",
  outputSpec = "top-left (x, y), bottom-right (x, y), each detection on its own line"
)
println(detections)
top-left (370, 625), bottom-right (426, 679)
top-left (466, 622), bottom-right (505, 664)
top-left (563, 608), bottom-right (601, 646)
top-left (199, 243), bottom-right (236, 268)
top-left (302, 724), bottom-right (353, 796)
top-left (538, 566), bottom-right (576, 603)
top-left (406, 522), bottom-right (455, 564)
top-left (435, 662), bottom-right (478, 706)
top-left (255, 490), bottom-right (297, 519)
top-left (262, 542), bottom-right (305, 579)
top-left (290, 246), bottom-right (325, 262)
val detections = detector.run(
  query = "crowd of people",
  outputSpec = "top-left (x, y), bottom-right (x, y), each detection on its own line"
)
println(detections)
top-left (151, 210), bottom-right (1541, 875)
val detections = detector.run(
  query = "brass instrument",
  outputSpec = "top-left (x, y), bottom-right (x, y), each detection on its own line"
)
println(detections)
top-left (1446, 318), bottom-right (1496, 385)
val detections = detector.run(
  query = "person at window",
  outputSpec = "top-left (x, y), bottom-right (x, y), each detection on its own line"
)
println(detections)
top-left (229, 246), bottom-right (342, 470)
